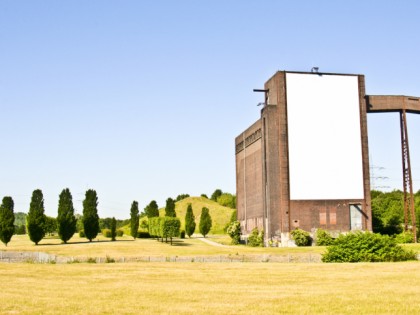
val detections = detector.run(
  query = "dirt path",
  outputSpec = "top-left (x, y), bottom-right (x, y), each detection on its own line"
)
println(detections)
top-left (196, 236), bottom-right (226, 247)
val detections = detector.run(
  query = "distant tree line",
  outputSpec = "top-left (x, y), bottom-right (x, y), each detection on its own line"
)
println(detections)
top-left (372, 189), bottom-right (420, 239)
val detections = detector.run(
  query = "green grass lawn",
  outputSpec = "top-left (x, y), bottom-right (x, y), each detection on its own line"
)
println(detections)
top-left (0, 261), bottom-right (419, 314)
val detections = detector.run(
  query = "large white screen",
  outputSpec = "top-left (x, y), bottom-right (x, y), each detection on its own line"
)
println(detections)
top-left (286, 73), bottom-right (364, 200)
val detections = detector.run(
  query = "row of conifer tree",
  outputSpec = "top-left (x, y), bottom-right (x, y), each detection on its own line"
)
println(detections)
top-left (0, 188), bottom-right (105, 246)
top-left (0, 190), bottom-right (214, 246)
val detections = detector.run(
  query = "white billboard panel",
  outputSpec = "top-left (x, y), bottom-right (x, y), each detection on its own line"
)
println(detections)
top-left (286, 73), bottom-right (364, 200)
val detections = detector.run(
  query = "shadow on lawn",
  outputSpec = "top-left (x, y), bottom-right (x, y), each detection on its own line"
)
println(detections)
top-left (151, 239), bottom-right (192, 247)
top-left (37, 239), bottom-right (135, 246)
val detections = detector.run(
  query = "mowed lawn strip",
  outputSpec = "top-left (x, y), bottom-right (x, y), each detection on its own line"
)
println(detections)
top-left (0, 262), bottom-right (419, 314)
top-left (2, 235), bottom-right (326, 258)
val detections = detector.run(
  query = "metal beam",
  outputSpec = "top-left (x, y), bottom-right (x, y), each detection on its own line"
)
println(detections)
top-left (400, 109), bottom-right (417, 242)
top-left (367, 95), bottom-right (420, 113)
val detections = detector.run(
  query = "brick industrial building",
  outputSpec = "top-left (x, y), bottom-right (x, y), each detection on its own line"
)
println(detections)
top-left (235, 70), bottom-right (420, 245)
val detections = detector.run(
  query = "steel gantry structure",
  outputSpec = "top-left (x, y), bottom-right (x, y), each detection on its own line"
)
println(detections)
top-left (367, 95), bottom-right (420, 242)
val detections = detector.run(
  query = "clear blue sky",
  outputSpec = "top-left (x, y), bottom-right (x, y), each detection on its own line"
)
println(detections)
top-left (1, 1), bottom-right (419, 218)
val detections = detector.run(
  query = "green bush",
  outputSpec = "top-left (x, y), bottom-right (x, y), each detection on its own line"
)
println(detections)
top-left (394, 231), bottom-right (414, 244)
top-left (102, 229), bottom-right (111, 238)
top-left (216, 193), bottom-right (236, 209)
top-left (315, 229), bottom-right (335, 246)
top-left (137, 231), bottom-right (150, 238)
top-left (248, 228), bottom-right (264, 247)
top-left (14, 225), bottom-right (26, 235)
top-left (180, 230), bottom-right (185, 239)
top-left (148, 217), bottom-right (180, 244)
top-left (79, 230), bottom-right (85, 238)
top-left (322, 232), bottom-right (416, 262)
top-left (291, 228), bottom-right (311, 246)
top-left (116, 229), bottom-right (124, 237)
top-left (227, 221), bottom-right (241, 245)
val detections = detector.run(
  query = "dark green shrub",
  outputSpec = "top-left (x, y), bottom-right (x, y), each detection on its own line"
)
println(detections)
top-left (79, 230), bottom-right (85, 237)
top-left (116, 230), bottom-right (124, 237)
top-left (322, 232), bottom-right (416, 262)
top-left (394, 231), bottom-right (414, 244)
top-left (291, 228), bottom-right (311, 246)
top-left (180, 230), bottom-right (185, 239)
top-left (137, 231), bottom-right (150, 238)
top-left (248, 227), bottom-right (264, 247)
top-left (315, 229), bottom-right (335, 246)
top-left (227, 221), bottom-right (241, 245)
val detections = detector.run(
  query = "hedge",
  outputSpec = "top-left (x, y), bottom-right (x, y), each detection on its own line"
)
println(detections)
top-left (148, 217), bottom-right (181, 245)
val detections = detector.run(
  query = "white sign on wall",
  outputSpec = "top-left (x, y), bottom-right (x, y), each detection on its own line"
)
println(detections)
top-left (286, 73), bottom-right (364, 200)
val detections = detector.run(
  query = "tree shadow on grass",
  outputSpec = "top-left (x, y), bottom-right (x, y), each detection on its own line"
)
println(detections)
top-left (169, 240), bottom-right (192, 247)
top-left (37, 239), bottom-right (135, 246)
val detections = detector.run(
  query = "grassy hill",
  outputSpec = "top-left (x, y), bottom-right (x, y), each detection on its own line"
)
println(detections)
top-left (120, 196), bottom-right (235, 235)
top-left (159, 196), bottom-right (235, 234)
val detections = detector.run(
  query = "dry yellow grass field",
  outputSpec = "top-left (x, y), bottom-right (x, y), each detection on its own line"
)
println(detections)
top-left (0, 261), bottom-right (419, 314)
top-left (2, 234), bottom-right (325, 258)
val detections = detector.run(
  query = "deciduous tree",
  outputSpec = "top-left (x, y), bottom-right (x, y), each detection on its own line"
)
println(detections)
top-left (144, 200), bottom-right (159, 218)
top-left (44, 216), bottom-right (57, 236)
top-left (211, 189), bottom-right (222, 201)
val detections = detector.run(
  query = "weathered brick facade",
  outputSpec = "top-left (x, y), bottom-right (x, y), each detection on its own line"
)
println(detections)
top-left (235, 71), bottom-right (372, 245)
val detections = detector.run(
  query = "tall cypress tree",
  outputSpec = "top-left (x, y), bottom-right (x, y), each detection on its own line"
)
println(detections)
top-left (185, 203), bottom-right (196, 238)
top-left (57, 188), bottom-right (77, 244)
top-left (27, 189), bottom-right (46, 245)
top-left (82, 189), bottom-right (100, 242)
top-left (130, 201), bottom-right (139, 239)
top-left (0, 196), bottom-right (15, 246)
top-left (144, 200), bottom-right (159, 218)
top-left (111, 217), bottom-right (117, 241)
top-left (199, 207), bottom-right (212, 238)
top-left (165, 198), bottom-right (176, 217)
